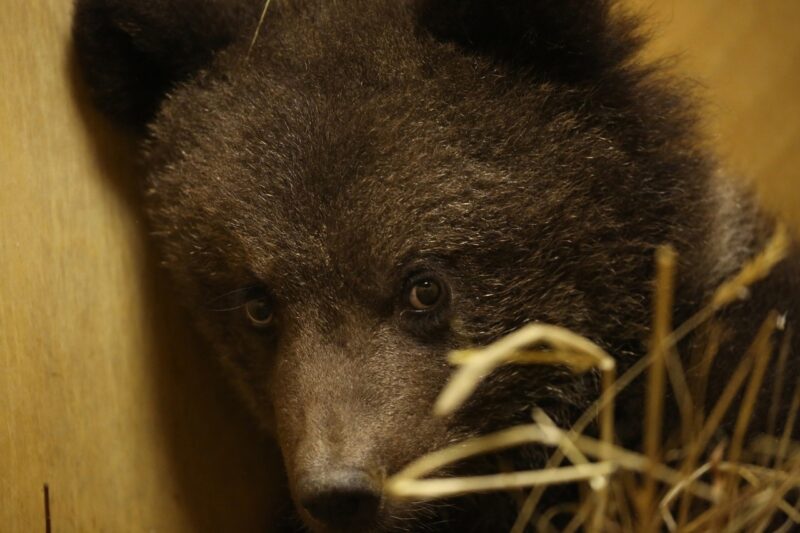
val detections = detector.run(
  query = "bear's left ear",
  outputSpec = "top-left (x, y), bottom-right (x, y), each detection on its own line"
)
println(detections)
top-left (73, 0), bottom-right (256, 130)
top-left (418, 0), bottom-right (640, 81)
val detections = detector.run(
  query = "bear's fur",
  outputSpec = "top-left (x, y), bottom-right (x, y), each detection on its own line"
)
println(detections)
top-left (73, 0), bottom-right (800, 531)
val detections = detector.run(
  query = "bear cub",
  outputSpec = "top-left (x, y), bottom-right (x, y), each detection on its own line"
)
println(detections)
top-left (73, 0), bottom-right (800, 531)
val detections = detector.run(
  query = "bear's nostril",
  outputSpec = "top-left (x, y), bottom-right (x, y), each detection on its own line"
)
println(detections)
top-left (299, 470), bottom-right (381, 528)
top-left (303, 488), bottom-right (379, 527)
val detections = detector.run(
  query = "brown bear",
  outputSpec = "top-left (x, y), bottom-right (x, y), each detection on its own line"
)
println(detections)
top-left (73, 0), bottom-right (800, 531)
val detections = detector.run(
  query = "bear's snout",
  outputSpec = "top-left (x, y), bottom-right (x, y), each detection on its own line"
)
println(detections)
top-left (297, 468), bottom-right (382, 530)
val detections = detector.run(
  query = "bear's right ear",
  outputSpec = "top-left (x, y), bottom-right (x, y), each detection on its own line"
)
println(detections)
top-left (418, 0), bottom-right (640, 82)
top-left (73, 0), bottom-right (256, 130)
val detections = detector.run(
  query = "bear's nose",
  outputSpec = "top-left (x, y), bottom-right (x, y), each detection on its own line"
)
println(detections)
top-left (298, 469), bottom-right (381, 529)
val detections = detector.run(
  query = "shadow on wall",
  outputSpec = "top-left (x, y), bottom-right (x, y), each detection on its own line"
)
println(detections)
top-left (67, 49), bottom-right (292, 532)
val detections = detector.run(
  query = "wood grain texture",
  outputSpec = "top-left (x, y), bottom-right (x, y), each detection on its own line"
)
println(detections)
top-left (0, 1), bottom-right (798, 532)
top-left (629, 0), bottom-right (800, 229)
top-left (0, 2), bottom-right (287, 532)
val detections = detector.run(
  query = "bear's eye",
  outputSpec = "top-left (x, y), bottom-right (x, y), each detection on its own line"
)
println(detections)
top-left (244, 289), bottom-right (275, 328)
top-left (407, 277), bottom-right (445, 311)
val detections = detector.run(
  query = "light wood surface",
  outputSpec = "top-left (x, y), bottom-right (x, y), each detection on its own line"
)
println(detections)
top-left (1, 1), bottom-right (798, 532)
top-left (629, 0), bottom-right (800, 229)
top-left (0, 2), bottom-right (286, 532)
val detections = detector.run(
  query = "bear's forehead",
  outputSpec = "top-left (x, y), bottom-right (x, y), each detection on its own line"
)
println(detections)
top-left (144, 7), bottom-right (610, 296)
top-left (148, 77), bottom-right (574, 301)
top-left (155, 116), bottom-right (530, 280)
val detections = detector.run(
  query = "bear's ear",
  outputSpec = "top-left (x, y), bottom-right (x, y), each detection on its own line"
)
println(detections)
top-left (418, 0), bottom-right (640, 81)
top-left (73, 0), bottom-right (256, 130)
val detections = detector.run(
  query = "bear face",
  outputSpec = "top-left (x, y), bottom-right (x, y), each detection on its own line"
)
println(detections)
top-left (73, 1), bottom-right (799, 531)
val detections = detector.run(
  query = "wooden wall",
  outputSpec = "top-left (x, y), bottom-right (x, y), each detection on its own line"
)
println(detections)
top-left (629, 0), bottom-right (800, 229)
top-left (1, 1), bottom-right (798, 532)
top-left (0, 2), bottom-right (286, 532)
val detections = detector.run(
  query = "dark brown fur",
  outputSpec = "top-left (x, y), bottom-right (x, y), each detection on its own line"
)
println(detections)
top-left (73, 1), bottom-right (800, 531)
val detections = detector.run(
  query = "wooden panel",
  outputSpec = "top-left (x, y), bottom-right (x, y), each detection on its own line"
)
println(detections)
top-left (0, 2), bottom-right (286, 532)
top-left (1, 1), bottom-right (798, 532)
top-left (629, 0), bottom-right (800, 229)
